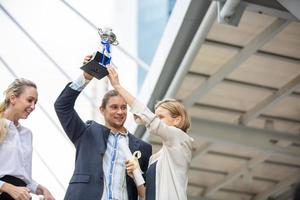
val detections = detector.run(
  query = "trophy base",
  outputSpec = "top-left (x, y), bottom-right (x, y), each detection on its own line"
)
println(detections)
top-left (80, 51), bottom-right (110, 80)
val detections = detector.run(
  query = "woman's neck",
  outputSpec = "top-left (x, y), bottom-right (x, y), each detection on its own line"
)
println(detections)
top-left (3, 108), bottom-right (18, 126)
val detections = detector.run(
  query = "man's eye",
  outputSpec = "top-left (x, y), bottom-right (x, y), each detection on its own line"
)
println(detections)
top-left (111, 105), bottom-right (118, 109)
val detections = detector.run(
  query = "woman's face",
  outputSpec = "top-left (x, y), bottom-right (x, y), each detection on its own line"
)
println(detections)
top-left (155, 106), bottom-right (181, 127)
top-left (10, 86), bottom-right (38, 120)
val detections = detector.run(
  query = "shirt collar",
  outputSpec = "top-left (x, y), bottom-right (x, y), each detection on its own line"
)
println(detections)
top-left (110, 130), bottom-right (129, 136)
top-left (3, 118), bottom-right (21, 129)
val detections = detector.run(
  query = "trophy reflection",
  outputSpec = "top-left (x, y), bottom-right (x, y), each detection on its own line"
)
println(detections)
top-left (81, 28), bottom-right (119, 80)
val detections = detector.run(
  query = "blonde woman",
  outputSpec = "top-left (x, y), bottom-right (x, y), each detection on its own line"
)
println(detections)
top-left (107, 66), bottom-right (194, 200)
top-left (0, 79), bottom-right (54, 200)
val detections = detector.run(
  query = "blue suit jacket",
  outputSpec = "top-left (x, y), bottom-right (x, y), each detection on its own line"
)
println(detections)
top-left (54, 84), bottom-right (152, 200)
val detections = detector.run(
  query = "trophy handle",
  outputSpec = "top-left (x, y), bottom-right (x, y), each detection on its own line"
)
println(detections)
top-left (97, 28), bottom-right (103, 37)
top-left (112, 40), bottom-right (119, 46)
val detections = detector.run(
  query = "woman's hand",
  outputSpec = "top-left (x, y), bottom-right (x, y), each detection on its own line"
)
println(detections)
top-left (82, 55), bottom-right (94, 80)
top-left (41, 188), bottom-right (55, 200)
top-left (107, 65), bottom-right (120, 88)
top-left (1, 183), bottom-right (31, 200)
top-left (36, 185), bottom-right (55, 200)
top-left (106, 64), bottom-right (136, 106)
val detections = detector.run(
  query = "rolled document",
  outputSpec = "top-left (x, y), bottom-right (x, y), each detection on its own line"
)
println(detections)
top-left (119, 137), bottom-right (145, 186)
top-left (30, 193), bottom-right (44, 200)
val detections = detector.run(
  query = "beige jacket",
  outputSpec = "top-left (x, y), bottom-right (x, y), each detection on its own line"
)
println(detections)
top-left (131, 99), bottom-right (194, 200)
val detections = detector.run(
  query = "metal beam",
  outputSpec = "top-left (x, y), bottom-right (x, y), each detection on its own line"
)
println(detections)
top-left (240, 74), bottom-right (300, 124)
top-left (165, 1), bottom-right (217, 98)
top-left (190, 167), bottom-right (228, 176)
top-left (189, 166), bottom-right (280, 184)
top-left (188, 196), bottom-right (215, 200)
top-left (192, 142), bottom-right (212, 159)
top-left (188, 71), bottom-right (300, 97)
top-left (277, 0), bottom-right (300, 20)
top-left (244, 0), bottom-right (297, 20)
top-left (254, 171), bottom-right (300, 200)
top-left (204, 39), bottom-right (300, 66)
top-left (190, 117), bottom-right (300, 158)
top-left (274, 187), bottom-right (295, 200)
top-left (217, 0), bottom-right (246, 26)
top-left (183, 18), bottom-right (290, 107)
top-left (204, 154), bottom-right (269, 196)
top-left (219, 187), bottom-right (256, 196)
top-left (193, 102), bottom-right (300, 124)
top-left (219, 0), bottom-right (241, 20)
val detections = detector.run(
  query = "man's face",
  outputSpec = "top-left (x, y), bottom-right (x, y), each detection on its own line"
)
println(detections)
top-left (100, 95), bottom-right (127, 131)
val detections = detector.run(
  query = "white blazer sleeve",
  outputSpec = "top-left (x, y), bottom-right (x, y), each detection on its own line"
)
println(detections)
top-left (130, 99), bottom-right (189, 146)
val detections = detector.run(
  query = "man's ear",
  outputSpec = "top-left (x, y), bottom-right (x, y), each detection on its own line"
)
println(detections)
top-left (99, 106), bottom-right (104, 114)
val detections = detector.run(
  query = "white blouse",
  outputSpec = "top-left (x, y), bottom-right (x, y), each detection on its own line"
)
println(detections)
top-left (0, 119), bottom-right (38, 193)
top-left (130, 99), bottom-right (194, 200)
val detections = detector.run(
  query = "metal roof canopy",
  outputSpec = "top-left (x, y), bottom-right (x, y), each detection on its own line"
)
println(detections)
top-left (136, 0), bottom-right (300, 199)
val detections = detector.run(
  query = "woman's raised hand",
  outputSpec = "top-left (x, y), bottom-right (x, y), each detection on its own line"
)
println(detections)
top-left (106, 65), bottom-right (120, 88)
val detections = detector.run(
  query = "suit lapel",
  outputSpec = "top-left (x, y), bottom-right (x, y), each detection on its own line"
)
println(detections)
top-left (103, 127), bottom-right (110, 144)
top-left (97, 124), bottom-right (110, 155)
top-left (126, 133), bottom-right (141, 198)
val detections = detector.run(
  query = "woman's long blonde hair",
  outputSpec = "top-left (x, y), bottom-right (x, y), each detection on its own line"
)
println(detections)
top-left (155, 98), bottom-right (191, 133)
top-left (0, 78), bottom-right (37, 142)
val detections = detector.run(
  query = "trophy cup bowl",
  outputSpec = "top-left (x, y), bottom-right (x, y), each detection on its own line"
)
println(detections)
top-left (81, 28), bottom-right (118, 80)
top-left (98, 28), bottom-right (119, 46)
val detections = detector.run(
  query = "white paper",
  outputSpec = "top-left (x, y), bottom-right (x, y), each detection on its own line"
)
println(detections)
top-left (119, 137), bottom-right (145, 186)
top-left (30, 193), bottom-right (44, 200)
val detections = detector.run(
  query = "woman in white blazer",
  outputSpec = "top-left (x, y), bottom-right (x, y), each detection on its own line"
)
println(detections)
top-left (107, 66), bottom-right (194, 200)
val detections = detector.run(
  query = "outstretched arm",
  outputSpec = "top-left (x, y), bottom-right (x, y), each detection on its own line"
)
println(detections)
top-left (107, 65), bottom-right (187, 145)
top-left (54, 55), bottom-right (93, 143)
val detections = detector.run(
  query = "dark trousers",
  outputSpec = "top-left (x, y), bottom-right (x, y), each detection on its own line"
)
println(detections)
top-left (0, 175), bottom-right (27, 200)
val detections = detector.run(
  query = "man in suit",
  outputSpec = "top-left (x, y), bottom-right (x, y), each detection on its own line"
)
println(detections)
top-left (54, 55), bottom-right (152, 200)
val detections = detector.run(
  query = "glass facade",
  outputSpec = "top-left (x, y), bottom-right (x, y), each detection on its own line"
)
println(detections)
top-left (137, 0), bottom-right (176, 91)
